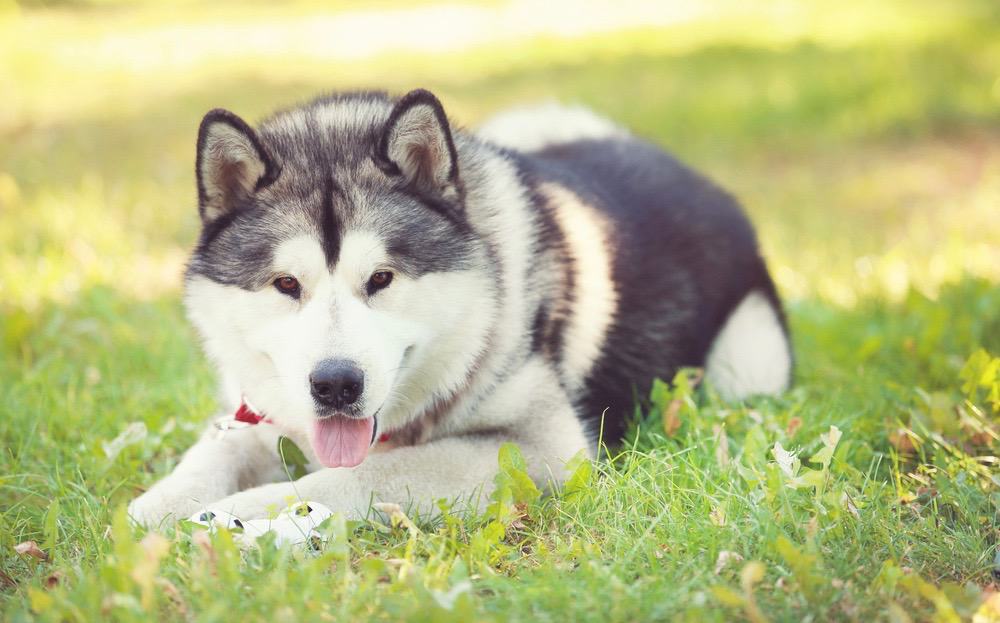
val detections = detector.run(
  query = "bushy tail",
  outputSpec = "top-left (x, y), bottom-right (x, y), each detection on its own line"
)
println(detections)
top-left (476, 101), bottom-right (627, 152)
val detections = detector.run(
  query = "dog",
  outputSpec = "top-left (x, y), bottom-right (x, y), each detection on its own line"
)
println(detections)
top-left (127, 89), bottom-right (792, 526)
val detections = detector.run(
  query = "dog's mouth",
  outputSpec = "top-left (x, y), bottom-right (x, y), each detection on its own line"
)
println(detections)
top-left (311, 413), bottom-right (377, 468)
top-left (309, 349), bottom-right (409, 469)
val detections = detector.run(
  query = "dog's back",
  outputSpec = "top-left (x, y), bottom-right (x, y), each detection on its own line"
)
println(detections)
top-left (480, 105), bottom-right (792, 441)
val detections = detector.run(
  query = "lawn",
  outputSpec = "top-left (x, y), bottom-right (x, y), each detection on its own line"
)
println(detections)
top-left (2, 0), bottom-right (1000, 620)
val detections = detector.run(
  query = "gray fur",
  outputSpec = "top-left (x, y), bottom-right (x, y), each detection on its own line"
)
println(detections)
top-left (189, 91), bottom-right (481, 290)
top-left (127, 90), bottom-right (792, 527)
top-left (187, 89), bottom-right (791, 444)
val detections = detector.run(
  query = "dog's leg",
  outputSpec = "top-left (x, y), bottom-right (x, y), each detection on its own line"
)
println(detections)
top-left (127, 422), bottom-right (287, 527)
top-left (205, 359), bottom-right (591, 520)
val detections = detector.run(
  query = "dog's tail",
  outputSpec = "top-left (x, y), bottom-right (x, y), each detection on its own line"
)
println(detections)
top-left (476, 101), bottom-right (627, 153)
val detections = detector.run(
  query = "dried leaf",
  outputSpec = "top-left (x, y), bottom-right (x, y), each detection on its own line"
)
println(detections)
top-left (889, 429), bottom-right (915, 453)
top-left (102, 422), bottom-right (148, 460)
top-left (44, 571), bottom-right (63, 589)
top-left (786, 417), bottom-right (803, 438)
top-left (373, 502), bottom-right (421, 536)
top-left (714, 424), bottom-right (731, 469)
top-left (14, 541), bottom-right (48, 561)
top-left (663, 398), bottom-right (682, 436)
top-left (715, 550), bottom-right (745, 575)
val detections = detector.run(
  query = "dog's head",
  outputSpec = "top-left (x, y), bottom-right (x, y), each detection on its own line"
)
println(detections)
top-left (184, 90), bottom-right (497, 468)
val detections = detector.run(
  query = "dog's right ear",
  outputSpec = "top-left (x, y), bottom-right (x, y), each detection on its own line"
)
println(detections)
top-left (196, 109), bottom-right (277, 223)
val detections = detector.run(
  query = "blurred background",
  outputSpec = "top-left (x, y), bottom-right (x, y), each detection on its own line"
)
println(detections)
top-left (1, 0), bottom-right (999, 384)
top-left (2, 0), bottom-right (999, 310)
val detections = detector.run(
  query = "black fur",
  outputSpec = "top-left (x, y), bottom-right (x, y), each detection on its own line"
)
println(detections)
top-left (515, 138), bottom-right (789, 442)
top-left (187, 91), bottom-right (479, 289)
top-left (320, 178), bottom-right (342, 266)
top-left (185, 90), bottom-right (788, 447)
top-left (519, 174), bottom-right (576, 374)
top-left (195, 108), bottom-right (278, 221)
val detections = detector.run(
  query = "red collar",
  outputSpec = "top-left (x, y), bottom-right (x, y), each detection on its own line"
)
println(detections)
top-left (234, 401), bottom-right (271, 425)
top-left (233, 401), bottom-right (391, 443)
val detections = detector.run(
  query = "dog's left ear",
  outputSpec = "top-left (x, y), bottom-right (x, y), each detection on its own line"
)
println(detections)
top-left (378, 89), bottom-right (461, 202)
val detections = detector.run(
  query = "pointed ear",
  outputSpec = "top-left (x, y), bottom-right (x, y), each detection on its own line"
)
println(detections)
top-left (378, 89), bottom-right (461, 202)
top-left (196, 109), bottom-right (277, 223)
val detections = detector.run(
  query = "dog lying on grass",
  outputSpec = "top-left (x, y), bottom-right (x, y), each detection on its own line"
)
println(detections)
top-left (128, 90), bottom-right (791, 526)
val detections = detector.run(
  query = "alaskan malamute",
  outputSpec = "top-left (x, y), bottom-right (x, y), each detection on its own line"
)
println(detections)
top-left (128, 90), bottom-right (792, 525)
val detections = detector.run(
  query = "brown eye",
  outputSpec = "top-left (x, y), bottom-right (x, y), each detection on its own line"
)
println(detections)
top-left (274, 276), bottom-right (301, 298)
top-left (367, 270), bottom-right (393, 293)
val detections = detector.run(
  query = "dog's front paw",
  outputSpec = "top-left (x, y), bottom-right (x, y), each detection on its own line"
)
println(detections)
top-left (127, 480), bottom-right (217, 527)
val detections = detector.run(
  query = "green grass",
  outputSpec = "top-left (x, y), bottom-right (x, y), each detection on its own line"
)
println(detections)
top-left (2, 1), bottom-right (1000, 620)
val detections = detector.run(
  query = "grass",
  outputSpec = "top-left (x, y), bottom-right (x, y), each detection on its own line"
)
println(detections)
top-left (2, 0), bottom-right (1000, 620)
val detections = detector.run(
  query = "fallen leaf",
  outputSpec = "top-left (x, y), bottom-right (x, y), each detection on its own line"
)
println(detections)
top-left (44, 571), bottom-right (63, 589)
top-left (14, 541), bottom-right (48, 561)
top-left (715, 550), bottom-right (745, 575)
top-left (102, 422), bottom-right (148, 461)
top-left (373, 502), bottom-right (421, 536)
top-left (889, 429), bottom-right (915, 453)
top-left (663, 398), bottom-right (682, 436)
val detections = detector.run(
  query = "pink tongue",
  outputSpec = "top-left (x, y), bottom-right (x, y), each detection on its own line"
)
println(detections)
top-left (311, 416), bottom-right (375, 468)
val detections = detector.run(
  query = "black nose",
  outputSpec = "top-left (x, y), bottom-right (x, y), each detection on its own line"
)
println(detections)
top-left (309, 359), bottom-right (364, 409)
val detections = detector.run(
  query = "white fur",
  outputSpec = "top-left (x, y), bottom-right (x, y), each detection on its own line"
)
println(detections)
top-left (128, 356), bottom-right (589, 523)
top-left (185, 230), bottom-right (497, 439)
top-left (538, 182), bottom-right (618, 388)
top-left (129, 100), bottom-right (783, 527)
top-left (129, 114), bottom-right (596, 526)
top-left (705, 290), bottom-right (791, 401)
top-left (126, 423), bottom-right (291, 527)
top-left (477, 102), bottom-right (627, 152)
top-left (195, 358), bottom-right (589, 521)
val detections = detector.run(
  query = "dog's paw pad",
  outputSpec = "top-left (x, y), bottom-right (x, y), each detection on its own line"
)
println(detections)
top-left (188, 508), bottom-right (243, 531)
top-left (196, 511), bottom-right (217, 523)
top-left (188, 502), bottom-right (334, 550)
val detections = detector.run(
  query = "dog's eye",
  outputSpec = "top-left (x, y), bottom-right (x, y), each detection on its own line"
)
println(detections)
top-left (367, 270), bottom-right (393, 294)
top-left (273, 275), bottom-right (301, 298)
